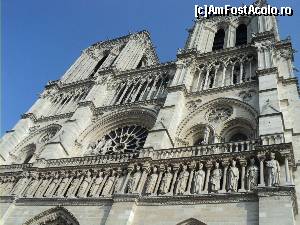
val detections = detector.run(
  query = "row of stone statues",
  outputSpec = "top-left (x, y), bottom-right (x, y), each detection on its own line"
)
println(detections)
top-left (0, 153), bottom-right (284, 198)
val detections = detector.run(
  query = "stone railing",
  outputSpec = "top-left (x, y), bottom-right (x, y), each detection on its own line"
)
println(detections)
top-left (140, 139), bottom-right (260, 160)
top-left (45, 152), bottom-right (139, 168)
top-left (261, 133), bottom-right (284, 145)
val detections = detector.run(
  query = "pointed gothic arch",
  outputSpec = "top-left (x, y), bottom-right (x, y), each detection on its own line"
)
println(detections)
top-left (212, 29), bottom-right (225, 51)
top-left (176, 98), bottom-right (258, 147)
top-left (23, 206), bottom-right (80, 225)
top-left (176, 218), bottom-right (207, 225)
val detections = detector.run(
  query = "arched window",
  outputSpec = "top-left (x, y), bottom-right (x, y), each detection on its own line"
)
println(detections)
top-left (236, 24), bottom-right (247, 46)
top-left (212, 29), bottom-right (225, 51)
top-left (137, 56), bottom-right (147, 68)
top-left (232, 64), bottom-right (240, 84)
top-left (208, 70), bottom-right (215, 88)
top-left (229, 133), bottom-right (248, 142)
top-left (23, 152), bottom-right (34, 163)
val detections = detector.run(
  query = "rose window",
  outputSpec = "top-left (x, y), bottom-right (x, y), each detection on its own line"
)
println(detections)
top-left (87, 125), bottom-right (148, 155)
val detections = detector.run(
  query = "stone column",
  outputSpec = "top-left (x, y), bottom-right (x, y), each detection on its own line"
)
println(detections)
top-left (239, 159), bottom-right (247, 192)
top-left (212, 66), bottom-right (219, 88)
top-left (203, 69), bottom-right (210, 90)
top-left (203, 161), bottom-right (212, 194)
top-left (220, 160), bottom-right (229, 193)
top-left (169, 164), bottom-right (179, 195)
top-left (284, 156), bottom-right (292, 185)
top-left (196, 69), bottom-right (203, 91)
top-left (249, 60), bottom-right (252, 80)
top-left (221, 65), bottom-right (227, 87)
top-left (258, 155), bottom-right (266, 187)
top-left (239, 62), bottom-right (244, 84)
top-left (186, 162), bottom-right (196, 195)
top-left (117, 83), bottom-right (130, 104)
top-left (130, 80), bottom-right (144, 102)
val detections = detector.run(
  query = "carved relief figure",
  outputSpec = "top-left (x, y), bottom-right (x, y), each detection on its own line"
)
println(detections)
top-left (266, 153), bottom-right (280, 186)
top-left (210, 162), bottom-right (222, 192)
top-left (66, 171), bottom-right (82, 197)
top-left (0, 177), bottom-right (15, 196)
top-left (95, 138), bottom-right (106, 154)
top-left (11, 172), bottom-right (30, 196)
top-left (44, 172), bottom-right (60, 197)
top-left (145, 166), bottom-right (158, 195)
top-left (35, 173), bottom-right (50, 197)
top-left (246, 158), bottom-right (259, 191)
top-left (159, 166), bottom-right (173, 195)
top-left (23, 173), bottom-right (40, 197)
top-left (176, 164), bottom-right (190, 195)
top-left (89, 171), bottom-right (104, 197)
top-left (194, 163), bottom-right (205, 194)
top-left (101, 170), bottom-right (117, 196)
top-left (85, 142), bottom-right (97, 156)
top-left (55, 172), bottom-right (70, 197)
top-left (227, 160), bottom-right (240, 192)
top-left (77, 170), bottom-right (93, 197)
top-left (114, 169), bottom-right (127, 194)
top-left (127, 165), bottom-right (142, 193)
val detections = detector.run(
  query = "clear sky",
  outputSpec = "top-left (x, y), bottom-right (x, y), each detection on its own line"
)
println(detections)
top-left (1, 0), bottom-right (299, 135)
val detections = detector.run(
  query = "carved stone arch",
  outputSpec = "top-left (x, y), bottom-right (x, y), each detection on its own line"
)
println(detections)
top-left (77, 107), bottom-right (157, 153)
top-left (212, 20), bottom-right (230, 32)
top-left (176, 98), bottom-right (258, 146)
top-left (10, 143), bottom-right (36, 164)
top-left (235, 16), bottom-right (251, 27)
top-left (176, 218), bottom-right (207, 225)
top-left (23, 206), bottom-right (79, 225)
top-left (180, 123), bottom-right (216, 146)
top-left (13, 124), bottom-right (62, 155)
top-left (218, 117), bottom-right (257, 142)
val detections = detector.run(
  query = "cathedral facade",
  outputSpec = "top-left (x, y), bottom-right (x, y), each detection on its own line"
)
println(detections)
top-left (1, 1), bottom-right (300, 225)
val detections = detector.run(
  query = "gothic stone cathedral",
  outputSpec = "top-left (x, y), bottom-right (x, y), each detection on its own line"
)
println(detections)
top-left (1, 1), bottom-right (300, 225)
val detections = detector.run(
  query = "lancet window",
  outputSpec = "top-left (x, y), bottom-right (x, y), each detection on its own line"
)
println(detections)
top-left (212, 29), bottom-right (225, 51)
top-left (112, 73), bottom-right (170, 105)
top-left (236, 24), bottom-right (248, 46)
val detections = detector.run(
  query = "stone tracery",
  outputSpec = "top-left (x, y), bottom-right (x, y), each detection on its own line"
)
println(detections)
top-left (85, 125), bottom-right (148, 155)
top-left (112, 73), bottom-right (170, 105)
top-left (190, 54), bottom-right (257, 93)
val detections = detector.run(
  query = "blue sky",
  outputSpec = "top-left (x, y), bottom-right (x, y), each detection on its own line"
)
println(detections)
top-left (1, 0), bottom-right (299, 135)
